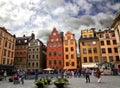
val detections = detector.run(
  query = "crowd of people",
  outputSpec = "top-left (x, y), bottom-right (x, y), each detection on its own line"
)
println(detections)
top-left (0, 67), bottom-right (103, 85)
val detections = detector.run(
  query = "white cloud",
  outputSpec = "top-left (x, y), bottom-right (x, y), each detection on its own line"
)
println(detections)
top-left (0, 0), bottom-right (119, 45)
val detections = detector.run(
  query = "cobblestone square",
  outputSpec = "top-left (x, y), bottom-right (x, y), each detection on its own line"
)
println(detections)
top-left (0, 76), bottom-right (120, 88)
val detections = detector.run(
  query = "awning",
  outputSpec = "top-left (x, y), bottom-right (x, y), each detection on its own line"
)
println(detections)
top-left (82, 63), bottom-right (98, 68)
top-left (0, 65), bottom-right (16, 69)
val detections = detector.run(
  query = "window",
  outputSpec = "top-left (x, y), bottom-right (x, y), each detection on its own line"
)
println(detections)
top-left (51, 39), bottom-right (54, 42)
top-left (70, 41), bottom-right (73, 44)
top-left (89, 57), bottom-right (93, 62)
top-left (106, 34), bottom-right (109, 38)
top-left (88, 48), bottom-right (92, 53)
top-left (108, 48), bottom-right (112, 53)
top-left (82, 42), bottom-right (85, 46)
top-left (100, 34), bottom-right (103, 38)
top-left (71, 54), bottom-right (74, 59)
top-left (53, 32), bottom-right (56, 35)
top-left (29, 55), bottom-right (31, 59)
top-left (24, 40), bottom-right (27, 43)
top-left (32, 63), bottom-right (34, 67)
top-left (84, 57), bottom-right (87, 63)
top-left (93, 41), bottom-right (96, 45)
top-left (106, 40), bottom-right (111, 45)
top-left (116, 56), bottom-right (119, 61)
top-left (102, 48), bottom-right (106, 53)
top-left (9, 43), bottom-right (11, 49)
top-left (32, 55), bottom-right (34, 59)
top-left (36, 55), bottom-right (38, 59)
top-left (4, 49), bottom-right (7, 56)
top-left (102, 56), bottom-right (107, 62)
top-left (58, 51), bottom-right (62, 56)
top-left (109, 56), bottom-right (113, 62)
top-left (88, 42), bottom-right (91, 46)
top-left (7, 59), bottom-right (10, 64)
top-left (66, 55), bottom-right (69, 59)
top-left (65, 47), bottom-right (68, 52)
top-left (94, 56), bottom-right (98, 62)
top-left (65, 41), bottom-right (68, 45)
top-left (3, 58), bottom-right (5, 64)
top-left (54, 52), bottom-right (56, 56)
top-left (83, 48), bottom-right (87, 54)
top-left (49, 52), bottom-right (52, 56)
top-left (71, 47), bottom-right (74, 51)
top-left (113, 40), bottom-right (117, 45)
top-left (49, 60), bottom-right (52, 65)
top-left (28, 63), bottom-right (30, 67)
top-left (36, 62), bottom-right (38, 67)
top-left (114, 48), bottom-right (118, 53)
top-left (71, 62), bottom-right (74, 66)
top-left (93, 48), bottom-right (97, 53)
top-left (54, 60), bottom-right (56, 65)
top-left (8, 50), bottom-right (10, 57)
top-left (56, 38), bottom-right (58, 41)
top-left (101, 41), bottom-right (104, 45)
top-left (111, 32), bottom-right (115, 37)
top-left (12, 44), bottom-right (14, 50)
top-left (67, 36), bottom-right (71, 39)
top-left (59, 60), bottom-right (61, 65)
top-left (5, 41), bottom-right (7, 47)
top-left (66, 62), bottom-right (69, 66)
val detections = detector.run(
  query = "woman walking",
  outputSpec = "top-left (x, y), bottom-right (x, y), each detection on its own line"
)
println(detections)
top-left (96, 68), bottom-right (102, 83)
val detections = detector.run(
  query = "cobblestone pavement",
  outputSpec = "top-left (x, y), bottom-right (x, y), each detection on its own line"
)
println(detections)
top-left (0, 76), bottom-right (120, 88)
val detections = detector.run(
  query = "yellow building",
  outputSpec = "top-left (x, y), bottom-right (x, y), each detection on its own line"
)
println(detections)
top-left (63, 32), bottom-right (77, 70)
top-left (79, 28), bottom-right (101, 68)
top-left (112, 12), bottom-right (120, 68)
top-left (0, 27), bottom-right (16, 68)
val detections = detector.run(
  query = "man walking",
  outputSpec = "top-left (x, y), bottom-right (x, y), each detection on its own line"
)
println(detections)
top-left (85, 68), bottom-right (91, 83)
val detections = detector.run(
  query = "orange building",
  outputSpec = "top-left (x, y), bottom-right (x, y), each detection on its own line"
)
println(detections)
top-left (96, 28), bottom-right (119, 68)
top-left (0, 27), bottom-right (16, 70)
top-left (63, 32), bottom-right (77, 70)
top-left (46, 28), bottom-right (64, 69)
top-left (79, 28), bottom-right (101, 68)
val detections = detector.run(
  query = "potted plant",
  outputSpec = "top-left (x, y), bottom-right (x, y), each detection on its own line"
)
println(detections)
top-left (0, 77), bottom-right (3, 81)
top-left (9, 77), bottom-right (13, 82)
top-left (45, 77), bottom-right (52, 85)
top-left (34, 79), bottom-right (44, 88)
top-left (54, 77), bottom-right (69, 88)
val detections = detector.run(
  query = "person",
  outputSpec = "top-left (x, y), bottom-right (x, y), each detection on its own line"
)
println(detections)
top-left (85, 68), bottom-right (91, 83)
top-left (3, 71), bottom-right (7, 80)
top-left (20, 75), bottom-right (24, 84)
top-left (96, 68), bottom-right (102, 83)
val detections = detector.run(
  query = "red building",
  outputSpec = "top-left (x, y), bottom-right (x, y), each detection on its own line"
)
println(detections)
top-left (46, 28), bottom-right (64, 69)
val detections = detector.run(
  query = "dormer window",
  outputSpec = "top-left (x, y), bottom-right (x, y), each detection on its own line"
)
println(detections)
top-left (24, 40), bottom-right (27, 43)
top-left (53, 32), bottom-right (56, 35)
top-left (51, 39), bottom-right (54, 42)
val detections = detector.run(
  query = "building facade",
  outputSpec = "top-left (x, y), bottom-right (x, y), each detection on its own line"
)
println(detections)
top-left (63, 32), bottom-right (77, 70)
top-left (27, 39), bottom-right (46, 72)
top-left (96, 28), bottom-right (119, 68)
top-left (0, 27), bottom-right (16, 70)
top-left (46, 28), bottom-right (64, 69)
top-left (79, 28), bottom-right (101, 68)
top-left (112, 12), bottom-right (120, 68)
top-left (14, 33), bottom-right (35, 71)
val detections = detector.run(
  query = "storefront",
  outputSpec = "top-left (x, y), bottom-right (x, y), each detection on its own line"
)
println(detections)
top-left (0, 65), bottom-right (16, 76)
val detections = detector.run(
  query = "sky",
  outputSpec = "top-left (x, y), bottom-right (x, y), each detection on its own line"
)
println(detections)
top-left (0, 0), bottom-right (120, 44)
